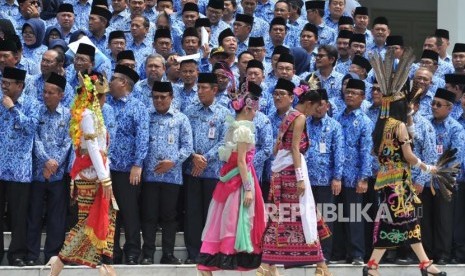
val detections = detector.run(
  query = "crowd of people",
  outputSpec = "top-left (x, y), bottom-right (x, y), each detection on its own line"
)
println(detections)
top-left (0, 0), bottom-right (464, 275)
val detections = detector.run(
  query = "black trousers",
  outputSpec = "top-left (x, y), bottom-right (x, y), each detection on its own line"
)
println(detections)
top-left (453, 182), bottom-right (465, 261)
top-left (0, 181), bottom-right (31, 263)
top-left (111, 171), bottom-right (141, 260)
top-left (363, 177), bottom-right (379, 261)
top-left (335, 186), bottom-right (365, 260)
top-left (260, 180), bottom-right (271, 203)
top-left (26, 180), bottom-right (67, 263)
top-left (420, 186), bottom-right (454, 260)
top-left (140, 181), bottom-right (180, 258)
top-left (183, 175), bottom-right (217, 260)
top-left (312, 185), bottom-right (335, 261)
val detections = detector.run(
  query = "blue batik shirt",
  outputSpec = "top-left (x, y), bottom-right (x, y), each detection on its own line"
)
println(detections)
top-left (184, 101), bottom-right (230, 179)
top-left (184, 102), bottom-right (231, 179)
top-left (109, 9), bottom-right (131, 32)
top-left (335, 108), bottom-right (373, 187)
top-left (317, 22), bottom-right (337, 46)
top-left (430, 115), bottom-right (465, 188)
top-left (0, 92), bottom-right (39, 183)
top-left (250, 16), bottom-right (270, 38)
top-left (366, 104), bottom-right (380, 174)
top-left (254, 0), bottom-right (274, 22)
top-left (252, 111), bottom-right (273, 180)
top-left (210, 20), bottom-right (230, 48)
top-left (411, 113), bottom-right (437, 187)
top-left (33, 103), bottom-right (72, 182)
top-left (173, 84), bottom-right (200, 112)
top-left (22, 45), bottom-right (48, 66)
top-left (306, 114), bottom-right (344, 186)
top-left (143, 106), bottom-right (193, 185)
top-left (101, 103), bottom-right (116, 147)
top-left (106, 93), bottom-right (150, 172)
top-left (133, 79), bottom-right (182, 111)
top-left (417, 89), bottom-right (435, 118)
top-left (73, 0), bottom-right (92, 29)
top-left (303, 69), bottom-right (344, 99)
top-left (0, 0), bottom-right (19, 19)
top-left (334, 58), bottom-right (351, 76)
top-left (17, 58), bottom-right (40, 76)
top-left (323, 14), bottom-right (339, 31)
top-left (143, 7), bottom-right (158, 22)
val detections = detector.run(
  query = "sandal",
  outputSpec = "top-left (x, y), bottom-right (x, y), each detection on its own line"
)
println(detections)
top-left (362, 259), bottom-right (379, 276)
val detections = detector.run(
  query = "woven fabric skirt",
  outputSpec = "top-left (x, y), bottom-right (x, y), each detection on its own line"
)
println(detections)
top-left (373, 181), bottom-right (421, 249)
top-left (59, 180), bottom-right (117, 268)
top-left (261, 166), bottom-right (330, 266)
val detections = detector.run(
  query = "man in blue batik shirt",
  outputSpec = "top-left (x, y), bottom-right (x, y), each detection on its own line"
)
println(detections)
top-left (140, 81), bottom-right (193, 265)
top-left (183, 73), bottom-right (230, 264)
top-left (0, 67), bottom-right (39, 266)
top-left (323, 0), bottom-right (345, 31)
top-left (334, 78), bottom-right (373, 265)
top-left (306, 1), bottom-right (337, 46)
top-left (205, 0), bottom-right (230, 48)
top-left (444, 74), bottom-right (465, 120)
top-left (106, 65), bottom-right (149, 265)
top-left (306, 88), bottom-right (344, 261)
top-left (173, 59), bottom-right (200, 112)
top-left (366, 16), bottom-right (389, 58)
top-left (30, 50), bottom-right (74, 107)
top-left (26, 72), bottom-right (71, 266)
top-left (422, 88), bottom-right (465, 265)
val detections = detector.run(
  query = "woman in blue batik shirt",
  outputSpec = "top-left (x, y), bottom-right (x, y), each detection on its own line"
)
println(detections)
top-left (22, 18), bottom-right (48, 64)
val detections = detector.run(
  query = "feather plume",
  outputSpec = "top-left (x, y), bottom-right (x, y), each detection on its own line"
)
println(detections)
top-left (391, 47), bottom-right (415, 93)
top-left (383, 49), bottom-right (395, 93)
top-left (369, 53), bottom-right (388, 96)
top-left (430, 149), bottom-right (460, 202)
top-left (409, 87), bottom-right (423, 106)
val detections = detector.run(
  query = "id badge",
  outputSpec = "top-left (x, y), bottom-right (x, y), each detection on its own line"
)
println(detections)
top-left (208, 127), bottom-right (216, 139)
top-left (437, 145), bottom-right (443, 155)
top-left (168, 133), bottom-right (175, 144)
top-left (319, 142), bottom-right (327, 154)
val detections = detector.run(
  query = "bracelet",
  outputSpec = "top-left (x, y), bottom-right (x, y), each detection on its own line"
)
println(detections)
top-left (295, 167), bottom-right (304, 182)
top-left (100, 178), bottom-right (112, 187)
top-left (243, 180), bottom-right (252, 191)
top-left (421, 164), bottom-right (432, 174)
top-left (413, 158), bottom-right (422, 168)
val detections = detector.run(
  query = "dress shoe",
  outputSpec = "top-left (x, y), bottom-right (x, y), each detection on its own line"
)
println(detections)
top-left (10, 258), bottom-right (26, 267)
top-left (436, 258), bottom-right (447, 265)
top-left (395, 257), bottom-right (414, 265)
top-left (352, 257), bottom-right (364, 266)
top-left (184, 258), bottom-right (197, 265)
top-left (160, 254), bottom-right (182, 264)
top-left (26, 259), bottom-right (40, 266)
top-left (125, 256), bottom-right (138, 265)
top-left (328, 259), bottom-right (346, 264)
top-left (140, 257), bottom-right (153, 265)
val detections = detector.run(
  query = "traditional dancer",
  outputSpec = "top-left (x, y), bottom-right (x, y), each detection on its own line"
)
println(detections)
top-left (363, 48), bottom-right (447, 276)
top-left (197, 81), bottom-right (266, 274)
top-left (43, 72), bottom-right (118, 276)
top-left (258, 80), bottom-right (332, 276)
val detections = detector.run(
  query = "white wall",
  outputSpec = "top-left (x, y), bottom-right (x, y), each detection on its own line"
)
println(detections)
top-left (437, 0), bottom-right (465, 53)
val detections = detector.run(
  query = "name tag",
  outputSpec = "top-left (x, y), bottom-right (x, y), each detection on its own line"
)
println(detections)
top-left (208, 127), bottom-right (216, 139)
top-left (168, 133), bottom-right (175, 144)
top-left (436, 145), bottom-right (443, 155)
top-left (319, 142), bottom-right (327, 154)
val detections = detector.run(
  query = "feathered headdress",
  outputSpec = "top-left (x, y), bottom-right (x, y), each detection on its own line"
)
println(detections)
top-left (369, 47), bottom-right (415, 118)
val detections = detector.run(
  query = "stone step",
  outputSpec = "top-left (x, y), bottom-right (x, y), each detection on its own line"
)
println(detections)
top-left (3, 231), bottom-right (186, 248)
top-left (0, 247), bottom-right (188, 266)
top-left (0, 264), bottom-right (462, 276)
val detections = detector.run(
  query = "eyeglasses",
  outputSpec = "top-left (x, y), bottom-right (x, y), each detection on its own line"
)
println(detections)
top-left (1, 79), bottom-right (19, 88)
top-left (248, 48), bottom-right (264, 53)
top-left (372, 87), bottom-right (381, 92)
top-left (119, 63), bottom-right (136, 69)
top-left (233, 22), bottom-right (246, 28)
top-left (74, 56), bottom-right (91, 64)
top-left (110, 76), bottom-right (123, 82)
top-left (431, 100), bottom-right (451, 108)
top-left (343, 90), bottom-right (364, 96)
top-left (22, 31), bottom-right (35, 37)
top-left (30, 0), bottom-right (41, 6)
